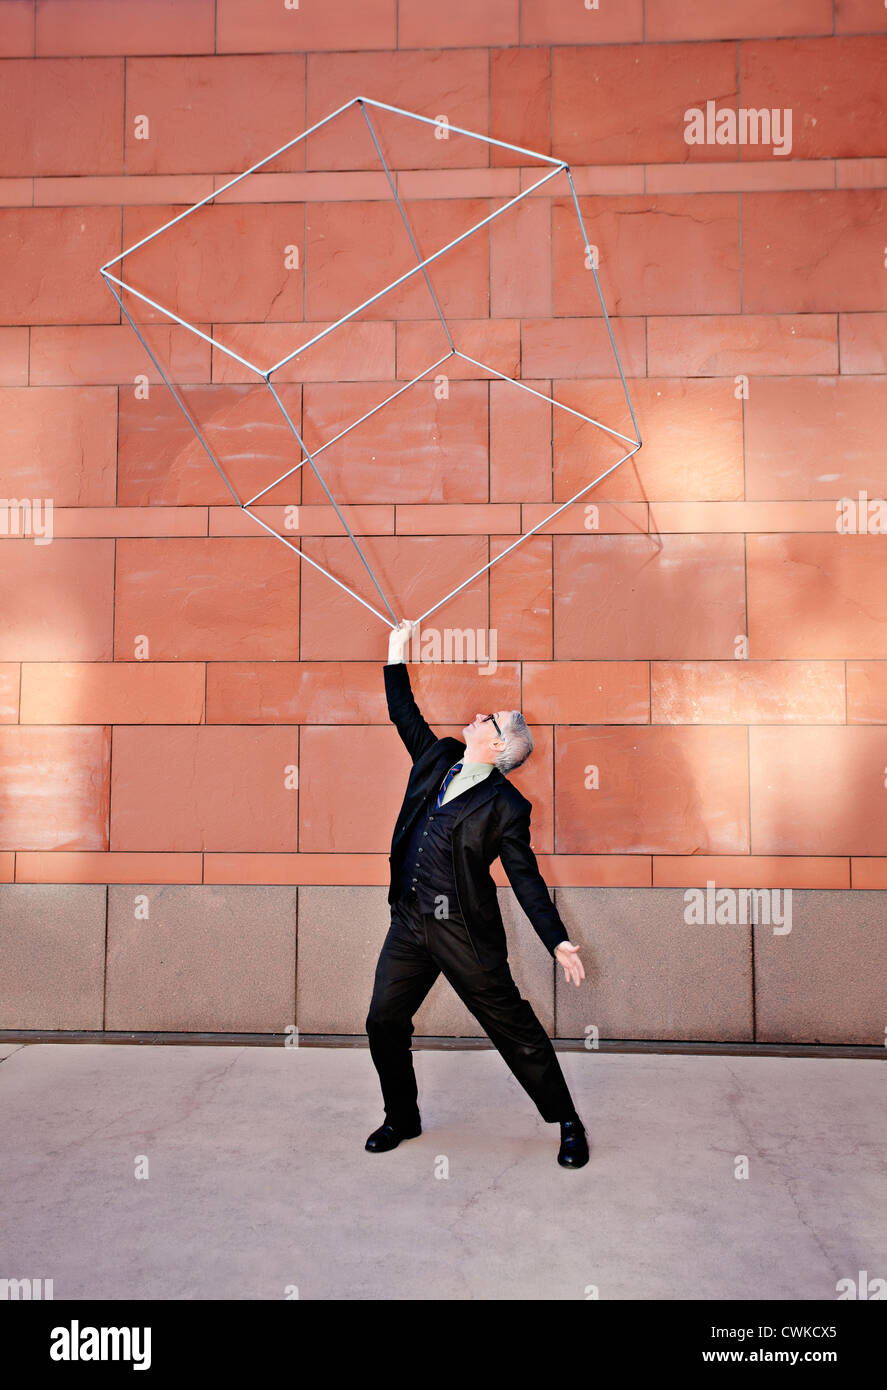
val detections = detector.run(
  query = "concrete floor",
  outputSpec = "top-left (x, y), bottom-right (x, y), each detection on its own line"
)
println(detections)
top-left (1, 1041), bottom-right (884, 1300)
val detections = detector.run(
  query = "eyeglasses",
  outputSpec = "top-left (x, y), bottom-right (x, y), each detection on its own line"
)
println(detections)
top-left (481, 713), bottom-right (502, 738)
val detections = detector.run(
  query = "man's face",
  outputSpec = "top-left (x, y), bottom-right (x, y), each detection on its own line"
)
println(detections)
top-left (462, 711), bottom-right (510, 762)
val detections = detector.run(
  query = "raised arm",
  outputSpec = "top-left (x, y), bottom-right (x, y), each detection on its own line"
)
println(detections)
top-left (383, 618), bottom-right (438, 764)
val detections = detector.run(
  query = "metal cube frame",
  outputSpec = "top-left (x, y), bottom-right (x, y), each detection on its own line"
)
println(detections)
top-left (99, 95), bottom-right (642, 629)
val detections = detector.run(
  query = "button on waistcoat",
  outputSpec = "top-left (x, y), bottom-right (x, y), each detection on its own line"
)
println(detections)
top-left (396, 788), bottom-right (465, 921)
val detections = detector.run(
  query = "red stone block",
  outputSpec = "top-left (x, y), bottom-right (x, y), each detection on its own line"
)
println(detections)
top-left (522, 317), bottom-right (645, 379)
top-left (30, 324), bottom-right (211, 387)
top-left (743, 191), bottom-right (887, 313)
top-left (209, 504), bottom-right (390, 537)
top-left (213, 322), bottom-right (395, 385)
top-left (648, 501), bottom-right (838, 533)
top-left (646, 162), bottom-right (834, 194)
top-left (117, 381), bottom-right (304, 507)
top-left (0, 664), bottom-right (19, 722)
top-left (51, 508), bottom-right (207, 538)
top-left (552, 195), bottom-right (741, 317)
top-left (652, 660), bottom-right (846, 724)
top-left (120, 203), bottom-right (304, 330)
top-left (397, 505), bottom-right (520, 535)
top-left (114, 538), bottom-right (300, 660)
top-left (3, 386), bottom-right (116, 505)
top-left (490, 534), bottom-right (553, 660)
top-left (554, 379), bottom-right (743, 503)
top-left (835, 0), bottom-right (887, 31)
top-left (125, 56), bottom-right (306, 175)
top-left (0, 327), bottom-right (28, 385)
top-left (522, 0), bottom-right (643, 43)
top-left (839, 314), bottom-right (887, 374)
top-left (847, 662), bottom-right (887, 723)
top-left (647, 315), bottom-right (837, 377)
top-left (36, 172), bottom-right (214, 207)
top-left (646, 0), bottom-right (832, 39)
top-left (0, 58), bottom-right (123, 176)
top-left (522, 501), bottom-right (647, 534)
top-left (750, 727), bottom-right (887, 854)
top-left (555, 725), bottom-right (749, 854)
top-left (741, 37), bottom-right (887, 161)
top-left (851, 859), bottom-right (887, 888)
top-left (396, 320), bottom-right (519, 380)
top-left (204, 851), bottom-right (389, 885)
top-left (398, 0), bottom-right (518, 47)
top-left (490, 378), bottom-right (554, 505)
top-left (396, 169), bottom-right (519, 201)
top-left (0, 1), bottom-right (33, 56)
top-left (15, 851), bottom-right (204, 883)
top-left (299, 724), bottom-right (407, 852)
top-left (522, 661), bottom-right (649, 725)
top-left (748, 535), bottom-right (887, 657)
top-left (111, 725), bottom-right (300, 851)
top-left (37, 0), bottom-right (214, 54)
top-left (489, 48), bottom-right (550, 168)
top-left (554, 534), bottom-right (747, 659)
top-left (20, 662), bottom-right (205, 724)
top-left (0, 207), bottom-right (120, 325)
top-left (306, 51), bottom-right (488, 170)
top-left (207, 662), bottom-right (388, 724)
top-left (836, 158), bottom-right (887, 189)
top-left (300, 380), bottom-right (489, 504)
top-left (490, 195), bottom-right (551, 319)
top-left (654, 855), bottom-right (848, 889)
top-left (218, 0), bottom-right (396, 52)
top-left (552, 44), bottom-right (738, 166)
top-left (0, 541), bottom-right (114, 660)
top-left (0, 726), bottom-right (110, 850)
top-left (745, 377), bottom-right (887, 499)
top-left (298, 534), bottom-right (489, 659)
top-left (304, 199), bottom-right (489, 321)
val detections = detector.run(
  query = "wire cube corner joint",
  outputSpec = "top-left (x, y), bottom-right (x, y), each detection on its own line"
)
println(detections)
top-left (99, 95), bottom-right (642, 630)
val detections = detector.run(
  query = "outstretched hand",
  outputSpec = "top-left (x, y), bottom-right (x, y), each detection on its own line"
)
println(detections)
top-left (554, 942), bottom-right (585, 987)
top-left (387, 617), bottom-right (415, 664)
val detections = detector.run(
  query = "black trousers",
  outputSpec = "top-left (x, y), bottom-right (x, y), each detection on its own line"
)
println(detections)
top-left (365, 894), bottom-right (578, 1127)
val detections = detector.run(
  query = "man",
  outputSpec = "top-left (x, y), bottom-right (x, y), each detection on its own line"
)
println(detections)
top-left (365, 618), bottom-right (589, 1169)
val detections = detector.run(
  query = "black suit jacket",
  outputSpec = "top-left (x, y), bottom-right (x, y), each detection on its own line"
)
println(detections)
top-left (384, 661), bottom-right (569, 968)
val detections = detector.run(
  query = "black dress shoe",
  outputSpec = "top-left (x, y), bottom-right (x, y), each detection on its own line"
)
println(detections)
top-left (365, 1120), bottom-right (422, 1152)
top-left (557, 1118), bottom-right (589, 1168)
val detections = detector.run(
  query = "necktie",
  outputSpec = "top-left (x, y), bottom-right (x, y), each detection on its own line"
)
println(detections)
top-left (435, 762), bottom-right (463, 808)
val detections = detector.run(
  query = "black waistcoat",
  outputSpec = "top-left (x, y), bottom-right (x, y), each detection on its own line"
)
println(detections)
top-left (394, 783), bottom-right (471, 921)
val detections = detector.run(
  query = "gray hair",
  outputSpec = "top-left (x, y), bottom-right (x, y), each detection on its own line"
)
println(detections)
top-left (494, 711), bottom-right (534, 774)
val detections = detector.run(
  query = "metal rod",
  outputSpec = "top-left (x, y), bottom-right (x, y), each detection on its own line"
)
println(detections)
top-left (413, 441), bottom-right (643, 625)
top-left (359, 101), bottom-right (455, 353)
top-left (453, 350), bottom-right (640, 449)
top-left (101, 274), bottom-right (243, 505)
top-left (100, 270), bottom-right (265, 375)
top-left (267, 162), bottom-right (565, 374)
top-left (264, 379), bottom-right (400, 625)
top-left (244, 350), bottom-right (455, 507)
top-left (99, 97), bottom-right (362, 274)
top-left (243, 506), bottom-right (396, 628)
top-left (564, 166), bottom-right (642, 449)
top-left (357, 96), bottom-right (566, 166)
